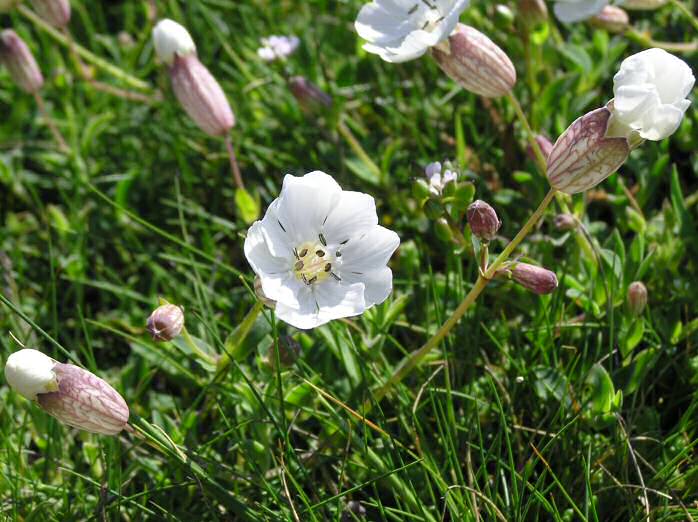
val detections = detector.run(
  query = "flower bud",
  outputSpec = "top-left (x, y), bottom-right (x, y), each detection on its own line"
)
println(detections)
top-left (30, 0), bottom-right (70, 28)
top-left (4, 349), bottom-right (129, 435)
top-left (500, 263), bottom-right (558, 295)
top-left (254, 276), bottom-right (276, 309)
top-left (170, 54), bottom-right (235, 137)
top-left (289, 76), bottom-right (332, 114)
top-left (0, 30), bottom-right (44, 94)
top-left (519, 0), bottom-right (549, 27)
top-left (622, 0), bottom-right (668, 9)
top-left (546, 106), bottom-right (630, 194)
top-left (263, 335), bottom-right (301, 369)
top-left (432, 23), bottom-right (516, 98)
top-left (591, 6), bottom-right (629, 33)
top-left (527, 134), bottom-right (554, 163)
top-left (627, 281), bottom-right (647, 316)
top-left (146, 303), bottom-right (184, 341)
top-left (553, 213), bottom-right (577, 231)
top-left (467, 200), bottom-right (501, 241)
top-left (152, 19), bottom-right (196, 66)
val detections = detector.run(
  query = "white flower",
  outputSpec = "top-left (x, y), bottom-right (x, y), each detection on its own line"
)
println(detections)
top-left (553, 0), bottom-right (608, 22)
top-left (355, 0), bottom-right (470, 63)
top-left (257, 35), bottom-right (300, 61)
top-left (153, 19), bottom-right (196, 65)
top-left (244, 171), bottom-right (400, 330)
top-left (425, 161), bottom-right (457, 194)
top-left (4, 349), bottom-right (58, 400)
top-left (609, 48), bottom-right (694, 141)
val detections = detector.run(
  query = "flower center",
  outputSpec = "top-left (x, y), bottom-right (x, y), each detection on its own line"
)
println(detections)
top-left (408, 1), bottom-right (444, 32)
top-left (293, 240), bottom-right (336, 286)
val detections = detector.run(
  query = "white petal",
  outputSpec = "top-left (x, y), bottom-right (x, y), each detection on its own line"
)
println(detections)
top-left (244, 221), bottom-right (290, 275)
top-left (259, 198), bottom-right (295, 259)
top-left (553, 0), bottom-right (607, 22)
top-left (355, 2), bottom-right (415, 45)
top-left (322, 191), bottom-right (378, 245)
top-left (638, 103), bottom-right (685, 140)
top-left (339, 225), bottom-right (400, 273)
top-left (4, 349), bottom-right (57, 401)
top-left (274, 286), bottom-right (324, 329)
top-left (153, 19), bottom-right (196, 65)
top-left (261, 272), bottom-right (306, 310)
top-left (341, 266), bottom-right (394, 306)
top-left (613, 83), bottom-right (657, 126)
top-left (275, 171), bottom-right (343, 244)
top-left (315, 279), bottom-right (367, 323)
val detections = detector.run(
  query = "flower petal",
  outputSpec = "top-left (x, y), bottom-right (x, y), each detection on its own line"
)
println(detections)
top-left (338, 225), bottom-right (400, 273)
top-left (341, 266), bottom-right (394, 306)
top-left (274, 286), bottom-right (324, 329)
top-left (259, 198), bottom-right (296, 259)
top-left (638, 103), bottom-right (686, 140)
top-left (315, 279), bottom-right (367, 323)
top-left (553, 0), bottom-right (607, 22)
top-left (355, 1), bottom-right (415, 45)
top-left (244, 221), bottom-right (290, 276)
top-left (323, 191), bottom-right (378, 245)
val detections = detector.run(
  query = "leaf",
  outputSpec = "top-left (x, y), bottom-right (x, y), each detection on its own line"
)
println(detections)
top-left (235, 188), bottom-right (260, 224)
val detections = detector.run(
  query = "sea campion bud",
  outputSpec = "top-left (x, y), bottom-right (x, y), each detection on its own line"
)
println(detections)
top-left (499, 263), bottom-right (558, 295)
top-left (153, 19), bottom-right (234, 137)
top-left (546, 106), bottom-right (630, 194)
top-left (146, 303), bottom-right (184, 341)
top-left (627, 281), bottom-right (647, 316)
top-left (30, 0), bottom-right (70, 28)
top-left (4, 349), bottom-right (129, 435)
top-left (527, 134), bottom-right (554, 163)
top-left (0, 30), bottom-right (44, 94)
top-left (519, 0), bottom-right (549, 27)
top-left (553, 213), bottom-right (577, 231)
top-left (432, 24), bottom-right (516, 98)
top-left (591, 6), bottom-right (629, 33)
top-left (289, 76), bottom-right (332, 113)
top-left (467, 200), bottom-right (501, 241)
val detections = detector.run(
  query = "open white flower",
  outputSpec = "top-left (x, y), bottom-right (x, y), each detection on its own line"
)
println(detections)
top-left (425, 161), bottom-right (457, 194)
top-left (609, 48), bottom-right (694, 141)
top-left (5, 349), bottom-right (58, 400)
top-left (257, 35), bottom-right (300, 61)
top-left (245, 171), bottom-right (400, 329)
top-left (355, 0), bottom-right (470, 63)
top-left (553, 0), bottom-right (609, 22)
top-left (153, 19), bottom-right (196, 65)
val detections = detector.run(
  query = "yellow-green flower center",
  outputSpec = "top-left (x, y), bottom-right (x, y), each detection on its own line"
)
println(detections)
top-left (293, 241), bottom-right (334, 286)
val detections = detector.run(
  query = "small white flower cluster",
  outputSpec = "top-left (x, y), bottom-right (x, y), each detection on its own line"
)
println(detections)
top-left (257, 35), bottom-right (300, 62)
top-left (425, 161), bottom-right (457, 195)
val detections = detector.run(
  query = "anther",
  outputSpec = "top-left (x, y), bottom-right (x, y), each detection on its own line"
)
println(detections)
top-left (318, 233), bottom-right (327, 246)
top-left (295, 260), bottom-right (304, 270)
top-left (299, 248), bottom-right (308, 257)
top-left (324, 263), bottom-right (332, 272)
top-left (307, 276), bottom-right (317, 284)
top-left (316, 250), bottom-right (325, 257)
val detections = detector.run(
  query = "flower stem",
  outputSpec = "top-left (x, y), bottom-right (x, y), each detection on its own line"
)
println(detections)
top-left (624, 27), bottom-right (698, 54)
top-left (224, 134), bottom-right (245, 190)
top-left (33, 92), bottom-right (69, 152)
top-left (180, 327), bottom-right (217, 365)
top-left (670, 0), bottom-right (698, 32)
top-left (337, 117), bottom-right (383, 182)
top-left (368, 188), bottom-right (558, 406)
top-left (507, 92), bottom-right (547, 175)
top-left (18, 4), bottom-right (152, 91)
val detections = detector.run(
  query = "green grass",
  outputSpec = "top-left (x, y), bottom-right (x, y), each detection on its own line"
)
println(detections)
top-left (1, 0), bottom-right (697, 520)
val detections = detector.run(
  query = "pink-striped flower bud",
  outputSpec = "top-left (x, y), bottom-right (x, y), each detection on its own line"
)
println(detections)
top-left (527, 134), bottom-right (554, 162)
top-left (553, 213), bottom-right (577, 231)
top-left (30, 0), bottom-right (71, 28)
top-left (431, 24), bottom-right (516, 98)
top-left (289, 76), bottom-right (332, 114)
top-left (0, 30), bottom-right (44, 93)
top-left (591, 6), bottom-right (629, 33)
top-left (546, 106), bottom-right (630, 194)
top-left (499, 263), bottom-right (558, 295)
top-left (627, 281), bottom-right (647, 316)
top-left (4, 349), bottom-right (129, 435)
top-left (170, 54), bottom-right (235, 136)
top-left (146, 303), bottom-right (184, 341)
top-left (467, 200), bottom-right (501, 241)
top-left (519, 0), bottom-right (549, 27)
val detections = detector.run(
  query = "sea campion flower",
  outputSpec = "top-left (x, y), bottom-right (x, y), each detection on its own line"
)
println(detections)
top-left (30, 0), bottom-right (70, 28)
top-left (257, 35), bottom-right (300, 62)
top-left (146, 303), bottom-right (184, 341)
top-left (153, 19), bottom-right (234, 137)
top-left (0, 30), bottom-right (44, 94)
top-left (4, 349), bottom-right (129, 435)
top-left (431, 23), bottom-right (516, 98)
top-left (425, 161), bottom-right (457, 195)
top-left (355, 0), bottom-right (469, 62)
top-left (244, 171), bottom-right (400, 329)
top-left (547, 49), bottom-right (693, 194)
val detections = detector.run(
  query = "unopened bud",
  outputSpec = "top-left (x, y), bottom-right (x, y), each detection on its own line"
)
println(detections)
top-left (527, 134), bottom-right (554, 163)
top-left (146, 303), bottom-right (184, 341)
top-left (591, 6), bottom-right (629, 33)
top-left (30, 0), bottom-right (70, 28)
top-left (432, 24), bottom-right (516, 98)
top-left (263, 336), bottom-right (301, 369)
top-left (500, 263), bottom-right (558, 295)
top-left (152, 19), bottom-right (196, 66)
top-left (553, 213), bottom-right (577, 231)
top-left (289, 76), bottom-right (332, 114)
top-left (254, 276), bottom-right (276, 309)
top-left (4, 349), bottom-right (129, 435)
top-left (547, 106), bottom-right (630, 194)
top-left (627, 281), bottom-right (647, 316)
top-left (0, 30), bottom-right (43, 94)
top-left (170, 54), bottom-right (235, 136)
top-left (467, 200), bottom-right (501, 241)
top-left (519, 0), bottom-right (549, 27)
top-left (622, 0), bottom-right (667, 9)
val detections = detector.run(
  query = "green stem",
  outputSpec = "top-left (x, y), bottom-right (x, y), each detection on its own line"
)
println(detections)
top-left (367, 188), bottom-right (558, 406)
top-left (33, 92), bottom-right (69, 152)
top-left (18, 4), bottom-right (152, 91)
top-left (180, 326), bottom-right (217, 365)
top-left (337, 117), bottom-right (383, 182)
top-left (670, 0), bottom-right (698, 32)
top-left (507, 92), bottom-right (547, 175)
top-left (625, 27), bottom-right (698, 53)
top-left (215, 301), bottom-right (264, 374)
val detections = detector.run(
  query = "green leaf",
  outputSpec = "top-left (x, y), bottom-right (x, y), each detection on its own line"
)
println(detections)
top-left (235, 188), bottom-right (260, 224)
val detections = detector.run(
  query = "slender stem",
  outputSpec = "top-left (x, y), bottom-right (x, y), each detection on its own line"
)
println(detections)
top-left (18, 4), bottom-right (152, 91)
top-left (479, 242), bottom-right (489, 274)
top-left (625, 28), bottom-right (698, 53)
top-left (336, 117), bottom-right (383, 182)
top-left (224, 135), bottom-right (245, 190)
top-left (33, 92), bottom-right (69, 152)
top-left (367, 188), bottom-right (558, 406)
top-left (670, 0), bottom-right (698, 32)
top-left (180, 327), bottom-right (217, 364)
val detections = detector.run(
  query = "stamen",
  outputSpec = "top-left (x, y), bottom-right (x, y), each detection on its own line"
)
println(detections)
top-left (324, 263), bottom-right (332, 272)
top-left (299, 248), bottom-right (308, 257)
top-left (293, 248), bottom-right (299, 259)
top-left (336, 251), bottom-right (342, 258)
top-left (307, 276), bottom-right (317, 284)
top-left (318, 233), bottom-right (327, 246)
top-left (330, 272), bottom-right (341, 281)
top-left (294, 260), bottom-right (304, 270)
top-left (408, 3), bottom-right (418, 14)
top-left (316, 250), bottom-right (325, 257)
